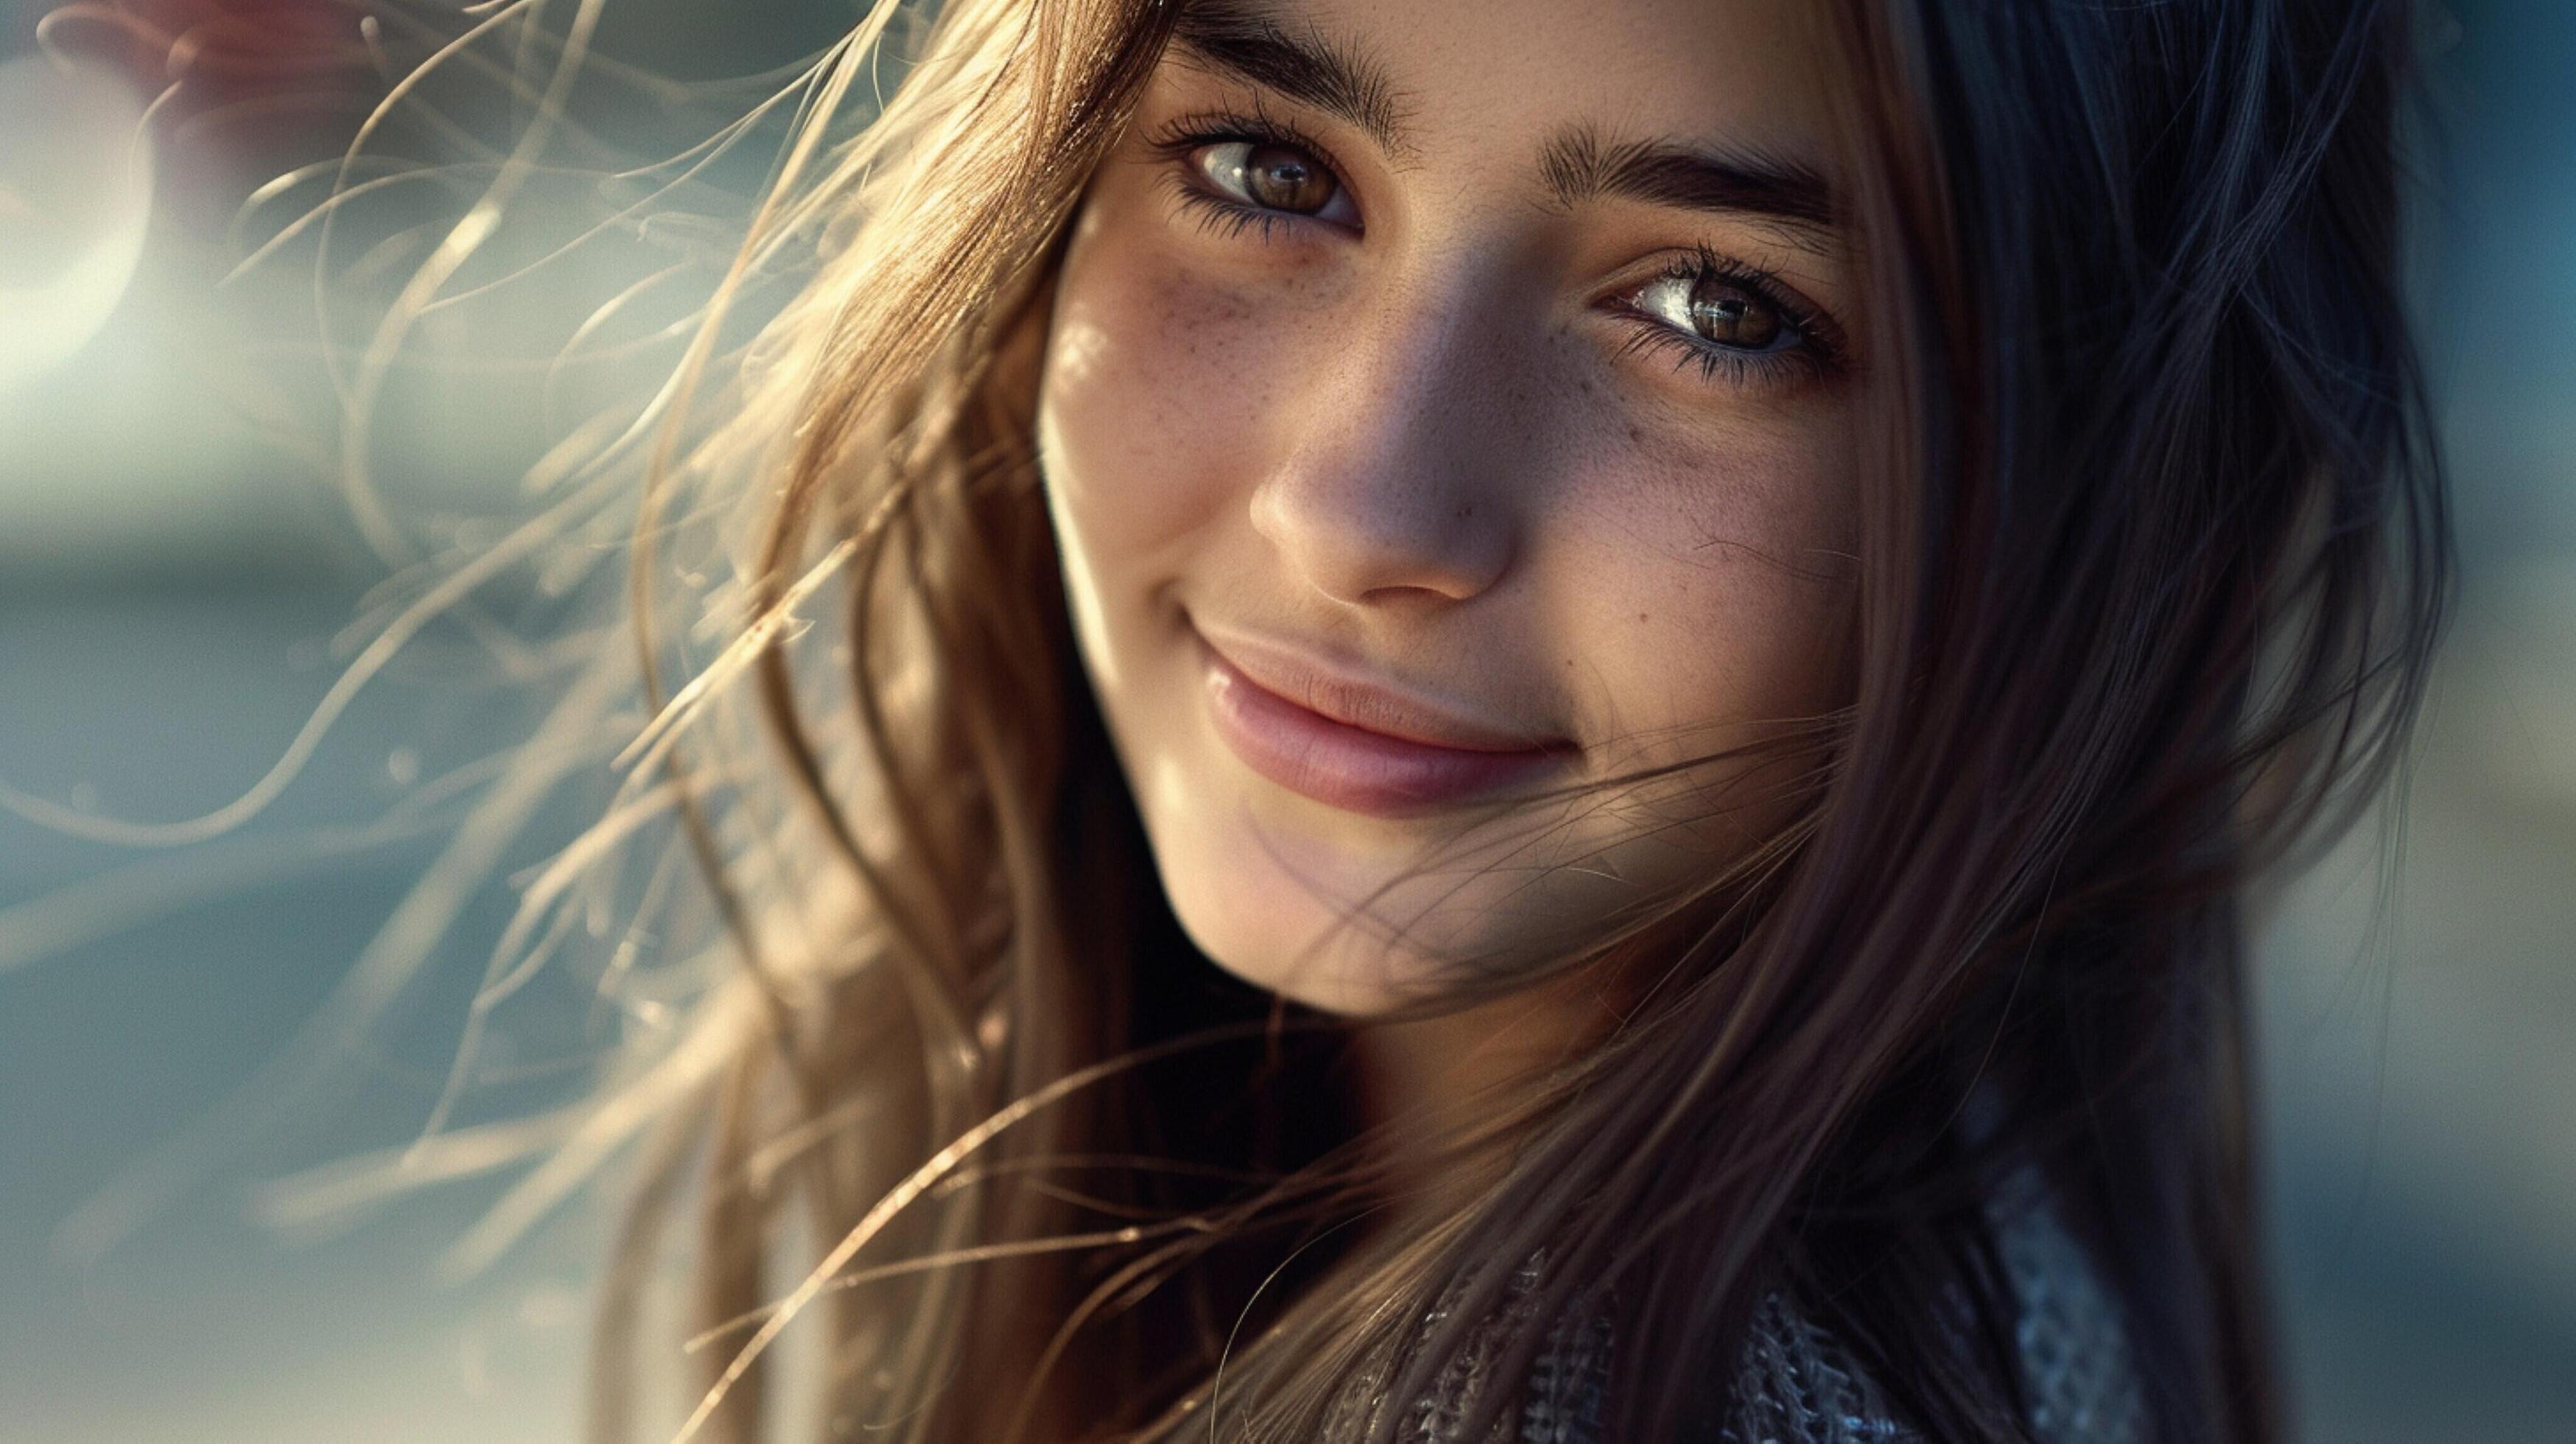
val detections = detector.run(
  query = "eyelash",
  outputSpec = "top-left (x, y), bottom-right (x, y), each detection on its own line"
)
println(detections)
top-left (1612, 245), bottom-right (1847, 389)
top-left (1139, 107), bottom-right (1848, 393)
top-left (1143, 103), bottom-right (1349, 245)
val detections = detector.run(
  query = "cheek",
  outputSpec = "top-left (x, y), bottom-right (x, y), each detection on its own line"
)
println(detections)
top-left (1034, 214), bottom-right (1288, 580)
top-left (1557, 409), bottom-right (1859, 757)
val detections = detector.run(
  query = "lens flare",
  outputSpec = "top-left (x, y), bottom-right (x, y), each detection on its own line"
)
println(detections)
top-left (0, 57), bottom-right (152, 392)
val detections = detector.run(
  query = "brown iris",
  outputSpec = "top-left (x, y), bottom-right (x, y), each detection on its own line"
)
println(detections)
top-left (1238, 143), bottom-right (1335, 214)
top-left (1689, 280), bottom-right (1784, 350)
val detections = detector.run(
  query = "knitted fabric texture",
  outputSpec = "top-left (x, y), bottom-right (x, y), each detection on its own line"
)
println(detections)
top-left (1331, 1174), bottom-right (2149, 1444)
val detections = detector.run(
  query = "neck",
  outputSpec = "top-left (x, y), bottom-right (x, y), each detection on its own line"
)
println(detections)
top-left (1349, 972), bottom-right (1610, 1230)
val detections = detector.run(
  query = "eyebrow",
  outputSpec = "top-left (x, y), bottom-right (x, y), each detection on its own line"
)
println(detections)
top-left (1538, 124), bottom-right (1839, 232)
top-left (1169, 0), bottom-right (1416, 158)
top-left (1166, 3), bottom-right (1842, 235)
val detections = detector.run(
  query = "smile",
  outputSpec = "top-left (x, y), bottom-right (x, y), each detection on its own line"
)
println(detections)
top-left (1190, 623), bottom-right (1576, 819)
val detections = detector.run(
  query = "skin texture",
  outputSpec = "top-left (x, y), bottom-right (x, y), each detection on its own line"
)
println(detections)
top-left (1035, 0), bottom-right (1864, 1024)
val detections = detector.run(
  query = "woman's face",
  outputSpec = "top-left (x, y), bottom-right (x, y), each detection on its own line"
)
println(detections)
top-left (1036, 0), bottom-right (1862, 1014)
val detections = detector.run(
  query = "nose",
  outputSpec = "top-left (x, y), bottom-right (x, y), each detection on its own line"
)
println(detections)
top-left (1246, 287), bottom-right (1523, 609)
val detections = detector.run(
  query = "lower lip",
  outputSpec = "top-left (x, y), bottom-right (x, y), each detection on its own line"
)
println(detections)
top-left (1194, 635), bottom-right (1569, 819)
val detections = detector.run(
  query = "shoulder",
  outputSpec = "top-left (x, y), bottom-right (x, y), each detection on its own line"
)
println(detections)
top-left (1422, 1174), bottom-right (2153, 1444)
top-left (1715, 1171), bottom-right (2153, 1444)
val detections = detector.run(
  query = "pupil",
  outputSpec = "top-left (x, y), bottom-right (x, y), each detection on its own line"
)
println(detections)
top-left (1245, 144), bottom-right (1330, 213)
top-left (1691, 281), bottom-right (1782, 350)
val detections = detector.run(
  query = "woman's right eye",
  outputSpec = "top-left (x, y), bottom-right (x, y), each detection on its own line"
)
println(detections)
top-left (1190, 140), bottom-right (1360, 228)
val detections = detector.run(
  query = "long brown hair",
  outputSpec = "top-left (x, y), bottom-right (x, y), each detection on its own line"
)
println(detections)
top-left (225, 0), bottom-right (2450, 1438)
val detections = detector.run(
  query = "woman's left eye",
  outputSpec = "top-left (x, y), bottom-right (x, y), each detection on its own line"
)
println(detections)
top-left (1629, 268), bottom-right (1801, 357)
top-left (1183, 137), bottom-right (1362, 228)
top-left (1612, 253), bottom-right (1842, 390)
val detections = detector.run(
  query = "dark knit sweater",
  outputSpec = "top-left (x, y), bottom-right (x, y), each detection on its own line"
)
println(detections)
top-left (1327, 1170), bottom-right (2149, 1443)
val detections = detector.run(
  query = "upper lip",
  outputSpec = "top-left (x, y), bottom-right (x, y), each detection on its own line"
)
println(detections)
top-left (1191, 620), bottom-right (1571, 755)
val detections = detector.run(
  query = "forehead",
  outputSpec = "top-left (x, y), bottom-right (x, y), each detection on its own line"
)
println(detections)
top-left (1169, 0), bottom-right (1843, 165)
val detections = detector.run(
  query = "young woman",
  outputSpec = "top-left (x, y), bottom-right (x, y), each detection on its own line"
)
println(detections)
top-left (387, 0), bottom-right (2452, 1439)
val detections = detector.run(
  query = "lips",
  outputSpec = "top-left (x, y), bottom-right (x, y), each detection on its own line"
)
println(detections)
top-left (1190, 623), bottom-right (1574, 818)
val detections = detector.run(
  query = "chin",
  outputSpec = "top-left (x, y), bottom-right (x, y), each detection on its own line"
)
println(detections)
top-left (1138, 798), bottom-right (1565, 1017)
top-left (1148, 825), bottom-right (1412, 1016)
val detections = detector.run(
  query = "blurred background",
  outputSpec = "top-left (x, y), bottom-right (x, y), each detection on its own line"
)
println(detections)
top-left (1, 1), bottom-right (2570, 1440)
